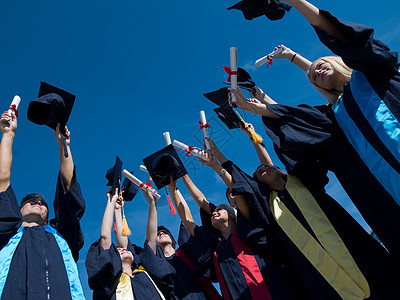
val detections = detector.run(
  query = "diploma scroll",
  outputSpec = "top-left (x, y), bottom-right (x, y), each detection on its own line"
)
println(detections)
top-left (122, 169), bottom-right (161, 199)
top-left (230, 47), bottom-right (238, 103)
top-left (255, 47), bottom-right (284, 67)
top-left (199, 110), bottom-right (210, 151)
top-left (1, 95), bottom-right (21, 128)
top-left (173, 140), bottom-right (209, 161)
top-left (140, 165), bottom-right (148, 173)
top-left (163, 132), bottom-right (171, 145)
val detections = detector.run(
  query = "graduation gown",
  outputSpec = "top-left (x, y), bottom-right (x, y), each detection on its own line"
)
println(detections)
top-left (225, 160), bottom-right (400, 299)
top-left (263, 101), bottom-right (400, 266)
top-left (86, 239), bottom-right (175, 300)
top-left (192, 201), bottom-right (304, 300)
top-left (0, 169), bottom-right (85, 300)
top-left (314, 10), bottom-right (400, 204)
top-left (156, 223), bottom-right (222, 300)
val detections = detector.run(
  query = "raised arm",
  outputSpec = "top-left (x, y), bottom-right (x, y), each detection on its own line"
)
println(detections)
top-left (0, 112), bottom-right (17, 192)
top-left (240, 123), bottom-right (273, 166)
top-left (284, 0), bottom-right (346, 40)
top-left (267, 45), bottom-right (312, 73)
top-left (142, 188), bottom-right (158, 254)
top-left (229, 88), bottom-right (280, 119)
top-left (55, 124), bottom-right (74, 192)
top-left (168, 178), bottom-right (197, 236)
top-left (100, 189), bottom-right (119, 250)
top-left (181, 174), bottom-right (212, 216)
top-left (114, 197), bottom-right (128, 248)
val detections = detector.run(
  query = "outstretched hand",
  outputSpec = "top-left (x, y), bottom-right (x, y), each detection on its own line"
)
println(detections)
top-left (107, 188), bottom-right (120, 204)
top-left (55, 123), bottom-right (70, 145)
top-left (0, 111), bottom-right (17, 134)
top-left (142, 186), bottom-right (158, 204)
top-left (239, 122), bottom-right (255, 137)
top-left (229, 88), bottom-right (255, 113)
top-left (168, 175), bottom-right (178, 191)
top-left (270, 45), bottom-right (295, 60)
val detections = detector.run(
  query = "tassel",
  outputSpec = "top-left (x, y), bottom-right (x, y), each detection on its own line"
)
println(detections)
top-left (121, 205), bottom-right (131, 236)
top-left (233, 108), bottom-right (263, 144)
top-left (113, 221), bottom-right (117, 233)
top-left (165, 187), bottom-right (176, 215)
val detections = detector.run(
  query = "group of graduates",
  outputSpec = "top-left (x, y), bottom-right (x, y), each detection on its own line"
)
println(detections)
top-left (1, 0), bottom-right (400, 299)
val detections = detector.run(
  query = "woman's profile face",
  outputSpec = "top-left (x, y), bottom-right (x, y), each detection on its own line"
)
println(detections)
top-left (308, 59), bottom-right (339, 91)
top-left (117, 247), bottom-right (134, 264)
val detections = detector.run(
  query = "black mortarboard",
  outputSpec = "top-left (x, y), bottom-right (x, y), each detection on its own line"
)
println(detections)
top-left (228, 0), bottom-right (291, 21)
top-left (106, 156), bottom-right (123, 194)
top-left (224, 67), bottom-right (256, 90)
top-left (203, 87), bottom-right (229, 107)
top-left (27, 82), bottom-right (76, 131)
top-left (214, 106), bottom-right (243, 130)
top-left (121, 171), bottom-right (139, 201)
top-left (142, 145), bottom-right (187, 190)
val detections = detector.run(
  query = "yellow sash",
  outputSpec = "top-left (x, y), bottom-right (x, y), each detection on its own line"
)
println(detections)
top-left (116, 266), bottom-right (166, 300)
top-left (270, 175), bottom-right (370, 300)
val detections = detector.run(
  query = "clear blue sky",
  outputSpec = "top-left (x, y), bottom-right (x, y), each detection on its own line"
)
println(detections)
top-left (1, 0), bottom-right (399, 298)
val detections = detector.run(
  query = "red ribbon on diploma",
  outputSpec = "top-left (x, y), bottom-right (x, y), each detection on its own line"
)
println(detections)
top-left (199, 121), bottom-right (210, 130)
top-left (139, 182), bottom-right (152, 188)
top-left (9, 104), bottom-right (18, 117)
top-left (265, 55), bottom-right (273, 68)
top-left (185, 145), bottom-right (195, 157)
top-left (223, 65), bottom-right (237, 83)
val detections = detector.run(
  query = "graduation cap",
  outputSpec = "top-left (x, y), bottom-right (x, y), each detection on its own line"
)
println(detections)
top-left (106, 156), bottom-right (123, 194)
top-left (203, 87), bottom-right (229, 107)
top-left (27, 82), bottom-right (75, 131)
top-left (228, 0), bottom-right (291, 21)
top-left (214, 106), bottom-right (243, 130)
top-left (223, 67), bottom-right (256, 90)
top-left (121, 171), bottom-right (139, 201)
top-left (142, 144), bottom-right (187, 190)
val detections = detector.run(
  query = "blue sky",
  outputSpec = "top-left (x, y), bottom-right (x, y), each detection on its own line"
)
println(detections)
top-left (1, 0), bottom-right (400, 298)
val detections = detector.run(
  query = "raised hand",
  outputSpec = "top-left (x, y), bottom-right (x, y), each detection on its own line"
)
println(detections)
top-left (0, 111), bottom-right (17, 134)
top-left (270, 45), bottom-right (295, 60)
top-left (55, 123), bottom-right (70, 145)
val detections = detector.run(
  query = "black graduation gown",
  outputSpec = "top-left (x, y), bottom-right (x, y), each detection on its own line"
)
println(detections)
top-left (262, 102), bottom-right (400, 266)
top-left (222, 161), bottom-right (342, 300)
top-left (156, 223), bottom-right (221, 300)
top-left (192, 201), bottom-right (303, 300)
top-left (0, 169), bottom-right (85, 300)
top-left (86, 239), bottom-right (175, 300)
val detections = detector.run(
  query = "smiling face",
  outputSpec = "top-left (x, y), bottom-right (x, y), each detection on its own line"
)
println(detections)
top-left (117, 247), bottom-right (134, 265)
top-left (20, 198), bottom-right (49, 225)
top-left (211, 205), bottom-right (230, 226)
top-left (255, 164), bottom-right (287, 191)
top-left (308, 59), bottom-right (343, 92)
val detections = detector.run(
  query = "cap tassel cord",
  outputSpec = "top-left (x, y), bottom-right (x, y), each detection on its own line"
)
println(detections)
top-left (120, 182), bottom-right (131, 236)
top-left (233, 108), bottom-right (263, 144)
top-left (165, 187), bottom-right (176, 215)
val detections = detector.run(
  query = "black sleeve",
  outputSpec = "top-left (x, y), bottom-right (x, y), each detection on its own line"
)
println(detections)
top-left (85, 240), bottom-right (122, 298)
top-left (0, 185), bottom-right (22, 249)
top-left (50, 167), bottom-right (85, 262)
top-left (314, 10), bottom-right (399, 74)
top-left (262, 104), bottom-right (344, 149)
top-left (139, 241), bottom-right (176, 298)
top-left (177, 221), bottom-right (193, 254)
top-left (192, 225), bottom-right (219, 282)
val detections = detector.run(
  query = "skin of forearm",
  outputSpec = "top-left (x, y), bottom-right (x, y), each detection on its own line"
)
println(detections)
top-left (181, 175), bottom-right (211, 215)
top-left (250, 102), bottom-right (280, 119)
top-left (58, 142), bottom-right (74, 192)
top-left (252, 142), bottom-right (273, 166)
top-left (292, 54), bottom-right (312, 72)
top-left (146, 201), bottom-right (157, 254)
top-left (170, 189), bottom-right (196, 236)
top-left (0, 132), bottom-right (14, 188)
top-left (114, 209), bottom-right (128, 248)
top-left (211, 163), bottom-right (234, 190)
top-left (100, 202), bottom-right (115, 250)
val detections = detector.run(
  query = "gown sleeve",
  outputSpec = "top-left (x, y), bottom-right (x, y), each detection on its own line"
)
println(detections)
top-left (50, 166), bottom-right (86, 262)
top-left (262, 103), bottom-right (344, 149)
top-left (139, 240), bottom-right (176, 298)
top-left (177, 222), bottom-right (193, 254)
top-left (314, 10), bottom-right (399, 74)
top-left (85, 240), bottom-right (122, 298)
top-left (0, 185), bottom-right (22, 249)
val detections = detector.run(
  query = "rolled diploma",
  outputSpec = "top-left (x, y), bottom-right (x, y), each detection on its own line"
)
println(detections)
top-left (163, 132), bottom-right (171, 145)
top-left (255, 47), bottom-right (284, 67)
top-left (173, 140), bottom-right (209, 161)
top-left (122, 169), bottom-right (160, 199)
top-left (140, 165), bottom-right (148, 173)
top-left (1, 95), bottom-right (21, 127)
top-left (230, 47), bottom-right (237, 103)
top-left (199, 111), bottom-right (210, 150)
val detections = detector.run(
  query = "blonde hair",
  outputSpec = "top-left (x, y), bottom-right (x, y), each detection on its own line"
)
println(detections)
top-left (308, 56), bottom-right (353, 104)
